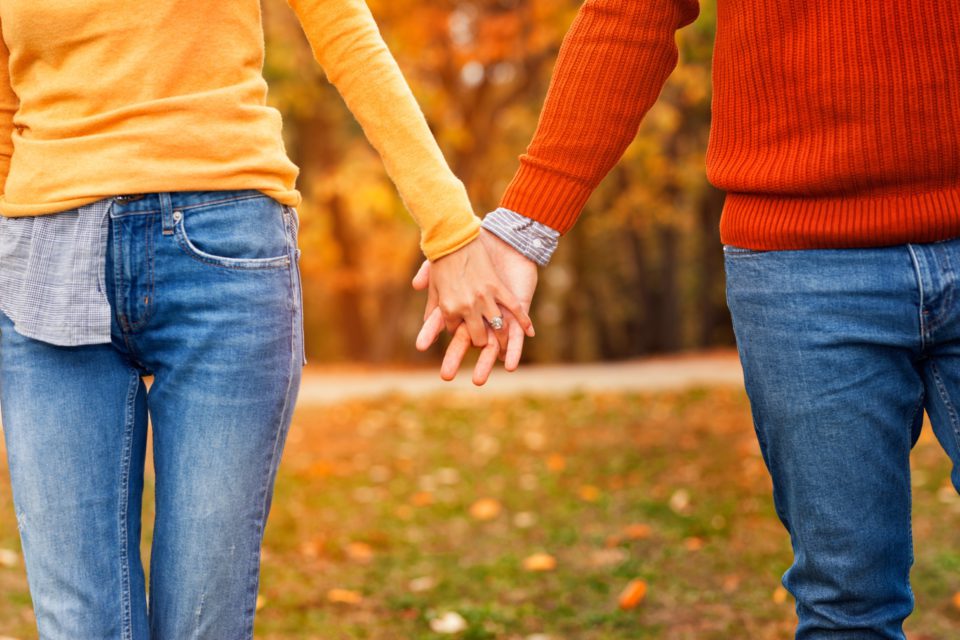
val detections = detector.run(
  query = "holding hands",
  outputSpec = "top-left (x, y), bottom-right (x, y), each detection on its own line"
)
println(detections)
top-left (413, 229), bottom-right (539, 385)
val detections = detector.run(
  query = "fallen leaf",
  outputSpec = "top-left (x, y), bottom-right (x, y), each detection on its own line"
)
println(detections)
top-left (430, 611), bottom-right (468, 634)
top-left (722, 574), bottom-right (741, 593)
top-left (513, 511), bottom-right (538, 529)
top-left (0, 549), bottom-right (19, 568)
top-left (618, 578), bottom-right (648, 610)
top-left (546, 454), bottom-right (566, 472)
top-left (469, 498), bottom-right (502, 521)
top-left (772, 586), bottom-right (789, 604)
top-left (683, 537), bottom-right (704, 551)
top-left (669, 489), bottom-right (691, 514)
top-left (411, 491), bottom-right (434, 507)
top-left (590, 547), bottom-right (628, 567)
top-left (346, 542), bottom-right (374, 563)
top-left (255, 595), bottom-right (266, 611)
top-left (952, 591), bottom-right (960, 610)
top-left (408, 576), bottom-right (437, 593)
top-left (523, 552), bottom-right (557, 572)
top-left (327, 588), bottom-right (363, 605)
top-left (578, 485), bottom-right (601, 502)
top-left (623, 523), bottom-right (653, 540)
top-left (298, 537), bottom-right (325, 559)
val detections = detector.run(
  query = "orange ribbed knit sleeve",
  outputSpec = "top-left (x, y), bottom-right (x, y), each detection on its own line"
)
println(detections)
top-left (0, 23), bottom-right (18, 194)
top-left (500, 0), bottom-right (699, 233)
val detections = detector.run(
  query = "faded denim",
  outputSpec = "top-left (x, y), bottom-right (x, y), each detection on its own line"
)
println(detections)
top-left (725, 240), bottom-right (960, 639)
top-left (0, 190), bottom-right (305, 639)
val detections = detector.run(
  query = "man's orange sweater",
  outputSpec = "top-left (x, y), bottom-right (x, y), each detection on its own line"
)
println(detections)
top-left (501, 0), bottom-right (960, 250)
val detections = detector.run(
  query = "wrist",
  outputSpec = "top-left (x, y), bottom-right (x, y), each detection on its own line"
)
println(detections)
top-left (480, 208), bottom-right (559, 266)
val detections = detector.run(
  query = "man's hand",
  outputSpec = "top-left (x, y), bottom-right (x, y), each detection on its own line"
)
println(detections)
top-left (413, 229), bottom-right (538, 385)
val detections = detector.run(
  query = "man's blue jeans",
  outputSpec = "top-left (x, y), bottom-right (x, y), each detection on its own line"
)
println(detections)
top-left (725, 240), bottom-right (960, 639)
top-left (0, 191), bottom-right (305, 638)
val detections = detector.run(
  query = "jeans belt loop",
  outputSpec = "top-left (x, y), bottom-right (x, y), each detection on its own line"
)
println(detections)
top-left (159, 193), bottom-right (175, 236)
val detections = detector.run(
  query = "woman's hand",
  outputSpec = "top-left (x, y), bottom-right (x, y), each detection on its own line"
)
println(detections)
top-left (413, 234), bottom-right (534, 352)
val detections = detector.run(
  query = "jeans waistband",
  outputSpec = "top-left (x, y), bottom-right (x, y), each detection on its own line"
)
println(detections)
top-left (108, 190), bottom-right (271, 217)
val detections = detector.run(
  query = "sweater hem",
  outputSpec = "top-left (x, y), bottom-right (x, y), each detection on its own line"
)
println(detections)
top-left (720, 186), bottom-right (960, 250)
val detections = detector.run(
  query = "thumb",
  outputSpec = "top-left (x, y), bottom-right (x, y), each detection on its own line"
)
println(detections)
top-left (411, 259), bottom-right (430, 291)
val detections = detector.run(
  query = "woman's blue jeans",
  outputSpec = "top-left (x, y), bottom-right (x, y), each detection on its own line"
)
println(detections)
top-left (0, 191), bottom-right (305, 638)
top-left (725, 239), bottom-right (960, 639)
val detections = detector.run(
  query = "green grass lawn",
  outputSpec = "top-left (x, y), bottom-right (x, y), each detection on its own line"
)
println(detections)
top-left (2, 387), bottom-right (960, 638)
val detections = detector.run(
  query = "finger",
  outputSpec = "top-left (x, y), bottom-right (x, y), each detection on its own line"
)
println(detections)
top-left (481, 295), bottom-right (508, 353)
top-left (473, 329), bottom-right (500, 386)
top-left (412, 260), bottom-right (430, 291)
top-left (503, 318), bottom-right (525, 371)
top-left (440, 325), bottom-right (473, 381)
top-left (425, 281), bottom-right (439, 322)
top-left (416, 307), bottom-right (445, 352)
top-left (494, 287), bottom-right (535, 337)
top-left (464, 308), bottom-right (488, 348)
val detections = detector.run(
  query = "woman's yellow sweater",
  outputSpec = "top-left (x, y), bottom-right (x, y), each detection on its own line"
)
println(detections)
top-left (0, 0), bottom-right (479, 259)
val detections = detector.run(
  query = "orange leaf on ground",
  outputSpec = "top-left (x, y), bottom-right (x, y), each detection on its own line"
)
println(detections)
top-left (327, 588), bottom-right (363, 605)
top-left (683, 537), bottom-right (704, 551)
top-left (772, 586), bottom-right (789, 604)
top-left (346, 542), bottom-right (374, 563)
top-left (410, 491), bottom-right (434, 507)
top-left (546, 454), bottom-right (566, 472)
top-left (952, 591), bottom-right (960, 610)
top-left (624, 523), bottom-right (652, 540)
top-left (523, 552), bottom-right (557, 572)
top-left (469, 498), bottom-right (502, 521)
top-left (618, 579), bottom-right (648, 610)
top-left (578, 485), bottom-right (601, 502)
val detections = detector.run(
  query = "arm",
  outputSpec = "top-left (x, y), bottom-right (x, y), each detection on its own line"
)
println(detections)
top-left (287, 0), bottom-right (533, 346)
top-left (501, 0), bottom-right (700, 233)
top-left (286, 0), bottom-right (477, 260)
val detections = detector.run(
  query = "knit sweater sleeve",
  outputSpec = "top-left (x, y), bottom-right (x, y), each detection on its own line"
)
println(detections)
top-left (500, 0), bottom-right (700, 234)
top-left (286, 0), bottom-right (480, 260)
top-left (0, 28), bottom-right (18, 195)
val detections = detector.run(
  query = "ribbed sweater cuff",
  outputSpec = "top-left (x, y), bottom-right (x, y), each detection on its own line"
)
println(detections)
top-left (499, 162), bottom-right (595, 234)
top-left (720, 186), bottom-right (960, 250)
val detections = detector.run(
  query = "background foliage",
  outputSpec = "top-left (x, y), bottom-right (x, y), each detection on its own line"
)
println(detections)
top-left (262, 0), bottom-right (730, 363)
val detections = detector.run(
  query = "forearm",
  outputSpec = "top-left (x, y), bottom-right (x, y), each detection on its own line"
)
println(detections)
top-left (501, 0), bottom-right (699, 233)
top-left (287, 0), bottom-right (479, 260)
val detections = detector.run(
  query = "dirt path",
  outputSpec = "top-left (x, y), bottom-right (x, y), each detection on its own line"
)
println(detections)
top-left (297, 349), bottom-right (744, 405)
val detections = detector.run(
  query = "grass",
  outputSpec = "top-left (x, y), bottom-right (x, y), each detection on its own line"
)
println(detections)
top-left (2, 386), bottom-right (960, 638)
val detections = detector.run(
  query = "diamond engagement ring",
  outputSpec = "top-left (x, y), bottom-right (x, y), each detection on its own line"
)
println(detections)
top-left (488, 316), bottom-right (504, 330)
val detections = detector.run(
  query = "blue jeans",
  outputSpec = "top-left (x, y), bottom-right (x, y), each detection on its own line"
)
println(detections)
top-left (725, 240), bottom-right (960, 639)
top-left (0, 191), bottom-right (305, 638)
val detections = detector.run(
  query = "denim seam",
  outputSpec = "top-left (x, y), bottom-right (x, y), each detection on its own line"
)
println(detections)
top-left (929, 362), bottom-right (960, 455)
top-left (936, 245), bottom-right (956, 337)
top-left (907, 245), bottom-right (928, 351)
top-left (118, 370), bottom-right (140, 640)
top-left (126, 215), bottom-right (156, 332)
top-left (111, 219), bottom-right (146, 362)
top-left (904, 390), bottom-right (924, 606)
top-left (242, 316), bottom-right (298, 637)
top-left (172, 217), bottom-right (291, 271)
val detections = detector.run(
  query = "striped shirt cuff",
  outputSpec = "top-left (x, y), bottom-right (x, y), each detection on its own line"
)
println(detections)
top-left (481, 207), bottom-right (560, 266)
